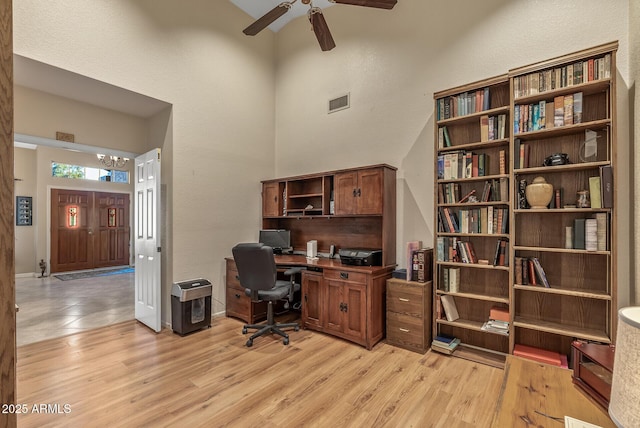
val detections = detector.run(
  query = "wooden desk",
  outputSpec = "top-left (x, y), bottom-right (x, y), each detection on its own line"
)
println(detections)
top-left (491, 355), bottom-right (615, 427)
top-left (225, 255), bottom-right (394, 349)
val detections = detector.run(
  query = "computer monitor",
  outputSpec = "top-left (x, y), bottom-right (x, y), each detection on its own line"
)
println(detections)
top-left (259, 229), bottom-right (291, 253)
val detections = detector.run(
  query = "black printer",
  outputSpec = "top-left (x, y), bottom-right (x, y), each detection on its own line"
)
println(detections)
top-left (339, 249), bottom-right (382, 266)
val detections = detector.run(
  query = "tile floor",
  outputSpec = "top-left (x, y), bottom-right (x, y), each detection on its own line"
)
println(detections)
top-left (15, 270), bottom-right (134, 346)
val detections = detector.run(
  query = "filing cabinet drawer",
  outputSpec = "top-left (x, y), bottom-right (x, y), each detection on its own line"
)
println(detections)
top-left (387, 283), bottom-right (424, 318)
top-left (323, 269), bottom-right (367, 284)
top-left (386, 312), bottom-right (426, 353)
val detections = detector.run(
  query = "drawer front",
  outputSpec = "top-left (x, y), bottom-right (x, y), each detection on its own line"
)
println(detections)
top-left (387, 284), bottom-right (423, 318)
top-left (386, 311), bottom-right (426, 351)
top-left (226, 286), bottom-right (250, 318)
top-left (323, 269), bottom-right (367, 284)
top-left (578, 362), bottom-right (612, 401)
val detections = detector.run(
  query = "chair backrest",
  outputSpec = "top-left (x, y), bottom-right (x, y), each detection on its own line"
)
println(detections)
top-left (232, 243), bottom-right (277, 291)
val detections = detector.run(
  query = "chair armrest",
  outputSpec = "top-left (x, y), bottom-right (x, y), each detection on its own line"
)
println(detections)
top-left (283, 267), bottom-right (304, 277)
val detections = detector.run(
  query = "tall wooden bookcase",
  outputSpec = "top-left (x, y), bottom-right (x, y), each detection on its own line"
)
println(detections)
top-left (509, 42), bottom-right (617, 358)
top-left (432, 41), bottom-right (618, 368)
top-left (433, 75), bottom-right (512, 367)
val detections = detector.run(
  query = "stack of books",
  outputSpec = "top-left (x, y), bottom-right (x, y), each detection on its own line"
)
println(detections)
top-left (481, 319), bottom-right (509, 336)
top-left (431, 335), bottom-right (461, 355)
top-left (481, 306), bottom-right (510, 336)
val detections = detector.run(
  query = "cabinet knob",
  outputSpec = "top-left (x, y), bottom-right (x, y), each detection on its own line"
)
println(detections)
top-left (399, 328), bottom-right (410, 333)
top-left (398, 297), bottom-right (410, 302)
top-left (352, 189), bottom-right (357, 197)
top-left (234, 293), bottom-right (241, 299)
top-left (340, 272), bottom-right (348, 279)
top-left (357, 188), bottom-right (361, 197)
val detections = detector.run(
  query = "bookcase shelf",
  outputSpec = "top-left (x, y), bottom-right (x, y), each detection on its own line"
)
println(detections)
top-left (514, 161), bottom-right (610, 175)
top-left (436, 261), bottom-right (509, 271)
top-left (514, 119), bottom-right (611, 140)
top-left (436, 289), bottom-right (509, 304)
top-left (433, 42), bottom-right (617, 368)
top-left (438, 138), bottom-right (509, 153)
top-left (510, 42), bottom-right (617, 360)
top-left (514, 78), bottom-right (611, 104)
top-left (433, 74), bottom-right (511, 366)
top-left (513, 284), bottom-right (611, 300)
top-left (438, 173), bottom-right (508, 184)
top-left (513, 245), bottom-right (610, 255)
top-left (513, 317), bottom-right (610, 344)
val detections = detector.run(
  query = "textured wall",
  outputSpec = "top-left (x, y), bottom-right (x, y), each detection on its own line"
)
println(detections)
top-left (631, 0), bottom-right (639, 306)
top-left (13, 0), bottom-right (277, 321)
top-left (274, 0), bottom-right (632, 306)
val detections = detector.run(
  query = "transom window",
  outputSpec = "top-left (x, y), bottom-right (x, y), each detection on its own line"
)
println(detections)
top-left (51, 162), bottom-right (129, 183)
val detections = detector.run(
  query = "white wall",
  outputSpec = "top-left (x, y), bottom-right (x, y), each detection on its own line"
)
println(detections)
top-left (631, 0), bottom-right (640, 306)
top-left (274, 0), bottom-right (633, 306)
top-left (13, 0), bottom-right (277, 321)
top-left (14, 147), bottom-right (37, 274)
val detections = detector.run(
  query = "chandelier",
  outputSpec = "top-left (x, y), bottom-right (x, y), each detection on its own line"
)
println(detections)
top-left (97, 154), bottom-right (129, 168)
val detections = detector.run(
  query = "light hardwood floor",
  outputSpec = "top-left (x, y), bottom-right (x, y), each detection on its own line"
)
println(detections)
top-left (17, 317), bottom-right (503, 428)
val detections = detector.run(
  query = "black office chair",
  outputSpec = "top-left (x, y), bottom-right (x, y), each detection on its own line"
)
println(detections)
top-left (232, 243), bottom-right (301, 347)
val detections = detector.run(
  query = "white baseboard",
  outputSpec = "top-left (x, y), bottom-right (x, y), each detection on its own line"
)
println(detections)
top-left (15, 272), bottom-right (36, 278)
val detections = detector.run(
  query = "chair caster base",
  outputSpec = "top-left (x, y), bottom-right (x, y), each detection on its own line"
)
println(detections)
top-left (242, 327), bottom-right (248, 334)
top-left (283, 337), bottom-right (289, 345)
top-left (246, 339), bottom-right (253, 347)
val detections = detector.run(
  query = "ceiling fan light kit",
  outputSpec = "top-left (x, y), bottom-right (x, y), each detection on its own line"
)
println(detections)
top-left (242, 0), bottom-right (397, 50)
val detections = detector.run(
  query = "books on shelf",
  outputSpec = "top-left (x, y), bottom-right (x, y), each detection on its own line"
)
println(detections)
top-left (411, 248), bottom-right (432, 283)
top-left (513, 344), bottom-right (564, 367)
top-left (440, 295), bottom-right (459, 322)
top-left (439, 266), bottom-right (460, 292)
top-left (513, 53), bottom-right (611, 98)
top-left (481, 319), bottom-right (509, 336)
top-left (406, 241), bottom-right (422, 281)
top-left (600, 165), bottom-right (613, 208)
top-left (515, 92), bottom-right (583, 133)
top-left (514, 257), bottom-right (549, 287)
top-left (589, 177), bottom-right (601, 209)
top-left (436, 87), bottom-right (491, 121)
top-left (431, 336), bottom-right (461, 355)
top-left (492, 238), bottom-right (509, 267)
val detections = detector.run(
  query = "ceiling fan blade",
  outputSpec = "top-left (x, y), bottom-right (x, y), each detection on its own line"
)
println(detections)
top-left (331, 0), bottom-right (397, 9)
top-left (309, 9), bottom-right (336, 52)
top-left (243, 3), bottom-right (291, 36)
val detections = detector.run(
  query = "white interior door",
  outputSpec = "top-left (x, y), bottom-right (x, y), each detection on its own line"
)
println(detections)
top-left (134, 148), bottom-right (162, 332)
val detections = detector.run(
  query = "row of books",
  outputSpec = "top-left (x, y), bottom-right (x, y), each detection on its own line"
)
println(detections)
top-left (436, 236), bottom-right (509, 268)
top-left (439, 267), bottom-right (460, 292)
top-left (436, 87), bottom-right (490, 121)
top-left (514, 92), bottom-right (583, 134)
top-left (568, 214), bottom-right (609, 251)
top-left (480, 114), bottom-right (507, 142)
top-left (431, 334), bottom-right (461, 355)
top-left (438, 179), bottom-right (508, 206)
top-left (513, 54), bottom-right (611, 98)
top-left (492, 238), bottom-right (509, 267)
top-left (437, 151), bottom-right (490, 180)
top-left (514, 257), bottom-right (549, 287)
top-left (438, 206), bottom-right (508, 235)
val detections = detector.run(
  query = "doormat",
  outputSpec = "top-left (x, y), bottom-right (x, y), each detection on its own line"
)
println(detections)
top-left (53, 267), bottom-right (134, 281)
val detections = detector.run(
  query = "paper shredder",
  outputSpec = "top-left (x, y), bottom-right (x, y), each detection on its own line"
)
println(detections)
top-left (171, 278), bottom-right (212, 335)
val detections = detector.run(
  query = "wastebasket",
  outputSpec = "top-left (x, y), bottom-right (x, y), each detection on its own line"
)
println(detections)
top-left (171, 278), bottom-right (212, 335)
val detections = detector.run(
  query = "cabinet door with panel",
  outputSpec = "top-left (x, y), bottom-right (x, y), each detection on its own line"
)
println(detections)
top-left (301, 270), bottom-right (324, 328)
top-left (323, 269), bottom-right (368, 342)
top-left (262, 181), bottom-right (282, 218)
top-left (334, 168), bottom-right (383, 215)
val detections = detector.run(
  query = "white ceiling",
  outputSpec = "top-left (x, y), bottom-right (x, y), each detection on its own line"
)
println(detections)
top-left (230, 0), bottom-right (335, 33)
top-left (14, 55), bottom-right (170, 119)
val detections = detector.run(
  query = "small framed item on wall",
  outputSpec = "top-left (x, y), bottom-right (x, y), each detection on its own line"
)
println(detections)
top-left (16, 196), bottom-right (33, 226)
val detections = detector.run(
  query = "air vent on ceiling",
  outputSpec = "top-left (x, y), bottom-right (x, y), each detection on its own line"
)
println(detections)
top-left (328, 93), bottom-right (350, 114)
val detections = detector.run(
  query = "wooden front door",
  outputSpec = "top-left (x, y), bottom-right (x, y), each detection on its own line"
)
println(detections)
top-left (51, 189), bottom-right (130, 273)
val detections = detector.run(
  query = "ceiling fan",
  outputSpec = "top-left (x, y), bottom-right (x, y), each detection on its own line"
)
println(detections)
top-left (242, 0), bottom-right (397, 51)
